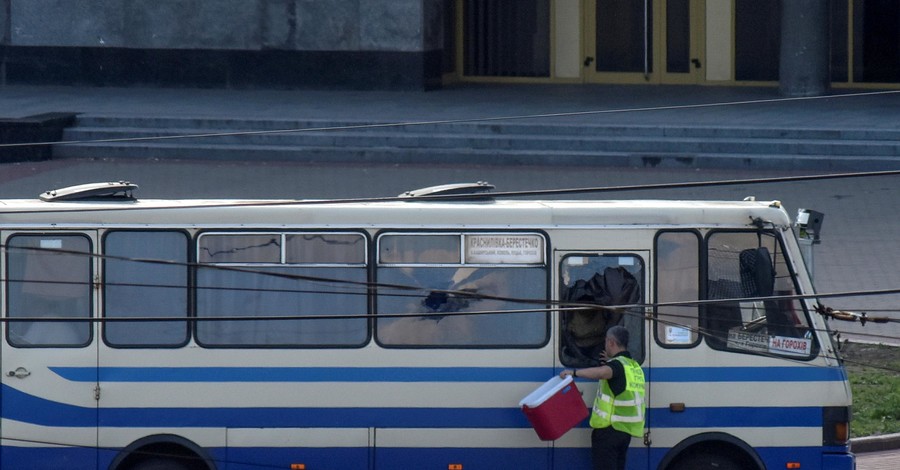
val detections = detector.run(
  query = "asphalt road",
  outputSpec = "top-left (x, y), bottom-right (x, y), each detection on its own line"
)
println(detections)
top-left (1, 158), bottom-right (898, 346)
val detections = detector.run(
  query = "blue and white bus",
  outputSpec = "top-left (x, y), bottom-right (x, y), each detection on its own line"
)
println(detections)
top-left (0, 182), bottom-right (853, 469)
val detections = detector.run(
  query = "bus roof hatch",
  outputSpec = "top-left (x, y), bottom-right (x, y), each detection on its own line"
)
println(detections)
top-left (39, 181), bottom-right (138, 202)
top-left (398, 181), bottom-right (494, 199)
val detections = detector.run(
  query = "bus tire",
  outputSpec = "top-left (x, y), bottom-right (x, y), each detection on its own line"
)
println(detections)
top-left (111, 435), bottom-right (214, 470)
top-left (667, 451), bottom-right (743, 470)
top-left (129, 458), bottom-right (192, 470)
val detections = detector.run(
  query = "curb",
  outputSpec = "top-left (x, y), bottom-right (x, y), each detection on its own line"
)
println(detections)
top-left (851, 432), bottom-right (900, 453)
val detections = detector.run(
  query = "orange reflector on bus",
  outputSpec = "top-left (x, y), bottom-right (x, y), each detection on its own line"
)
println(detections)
top-left (290, 464), bottom-right (306, 470)
top-left (449, 465), bottom-right (463, 470)
top-left (834, 422), bottom-right (850, 443)
top-left (786, 463), bottom-right (801, 469)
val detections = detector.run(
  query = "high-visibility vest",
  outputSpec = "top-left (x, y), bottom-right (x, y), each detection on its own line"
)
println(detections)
top-left (589, 356), bottom-right (646, 437)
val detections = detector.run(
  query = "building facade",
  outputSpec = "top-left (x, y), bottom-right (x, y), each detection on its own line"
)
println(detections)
top-left (0, 0), bottom-right (897, 91)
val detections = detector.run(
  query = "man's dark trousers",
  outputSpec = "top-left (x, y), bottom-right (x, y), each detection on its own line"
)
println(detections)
top-left (591, 426), bottom-right (632, 470)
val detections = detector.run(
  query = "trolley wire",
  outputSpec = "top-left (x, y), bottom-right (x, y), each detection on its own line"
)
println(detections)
top-left (4, 169), bottom-right (900, 346)
top-left (1, 243), bottom-right (898, 330)
top-left (1, 255), bottom-right (897, 464)
top-left (0, 298), bottom-right (894, 467)
top-left (0, 436), bottom-right (288, 470)
top-left (2, 169), bottom-right (900, 217)
top-left (1, 277), bottom-right (897, 350)
top-left (4, 85), bottom-right (900, 469)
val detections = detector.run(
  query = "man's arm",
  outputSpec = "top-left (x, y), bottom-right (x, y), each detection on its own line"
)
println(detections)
top-left (560, 365), bottom-right (613, 381)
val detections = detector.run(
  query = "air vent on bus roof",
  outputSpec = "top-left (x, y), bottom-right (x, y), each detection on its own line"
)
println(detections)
top-left (39, 181), bottom-right (138, 202)
top-left (398, 181), bottom-right (495, 199)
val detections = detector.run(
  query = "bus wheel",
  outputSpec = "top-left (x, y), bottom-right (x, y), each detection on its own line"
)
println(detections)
top-left (668, 451), bottom-right (743, 470)
top-left (129, 458), bottom-right (192, 470)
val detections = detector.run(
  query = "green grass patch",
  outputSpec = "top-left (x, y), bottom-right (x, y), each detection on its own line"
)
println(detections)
top-left (841, 342), bottom-right (900, 437)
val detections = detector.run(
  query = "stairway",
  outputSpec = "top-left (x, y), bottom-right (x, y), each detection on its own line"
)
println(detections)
top-left (53, 115), bottom-right (900, 170)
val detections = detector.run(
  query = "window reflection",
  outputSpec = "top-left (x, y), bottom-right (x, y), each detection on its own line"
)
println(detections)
top-left (704, 231), bottom-right (817, 358)
top-left (7, 235), bottom-right (92, 347)
top-left (104, 231), bottom-right (188, 347)
top-left (376, 233), bottom-right (548, 348)
top-left (655, 232), bottom-right (700, 347)
top-left (196, 232), bottom-right (368, 347)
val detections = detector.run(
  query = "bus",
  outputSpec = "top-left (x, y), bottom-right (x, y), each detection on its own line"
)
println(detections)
top-left (0, 181), bottom-right (853, 470)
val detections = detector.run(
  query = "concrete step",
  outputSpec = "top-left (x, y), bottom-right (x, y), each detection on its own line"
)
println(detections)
top-left (70, 115), bottom-right (900, 141)
top-left (52, 141), bottom-right (900, 171)
top-left (60, 126), bottom-right (900, 157)
top-left (52, 114), bottom-right (900, 170)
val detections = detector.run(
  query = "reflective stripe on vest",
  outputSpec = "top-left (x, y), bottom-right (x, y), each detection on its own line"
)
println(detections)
top-left (589, 356), bottom-right (646, 437)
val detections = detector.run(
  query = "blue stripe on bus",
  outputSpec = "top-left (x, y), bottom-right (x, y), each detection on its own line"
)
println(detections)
top-left (0, 384), bottom-right (528, 428)
top-left (1, 384), bottom-right (96, 426)
top-left (100, 406), bottom-right (532, 429)
top-left (1, 445), bottom-right (854, 470)
top-left (62, 366), bottom-right (554, 382)
top-left (646, 405), bottom-right (822, 427)
top-left (2, 383), bottom-right (825, 430)
top-left (645, 366), bottom-right (847, 382)
top-left (49, 365), bottom-right (846, 383)
top-left (3, 445), bottom-right (853, 470)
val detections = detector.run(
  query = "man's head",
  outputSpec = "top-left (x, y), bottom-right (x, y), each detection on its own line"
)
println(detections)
top-left (605, 325), bottom-right (629, 353)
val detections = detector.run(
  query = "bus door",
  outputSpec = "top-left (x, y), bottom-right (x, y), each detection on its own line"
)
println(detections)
top-left (650, 230), bottom-right (702, 465)
top-left (555, 250), bottom-right (650, 469)
top-left (96, 230), bottom-right (195, 466)
top-left (1, 231), bottom-right (99, 468)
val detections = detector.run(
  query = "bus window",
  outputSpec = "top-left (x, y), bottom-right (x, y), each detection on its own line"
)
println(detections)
top-left (379, 234), bottom-right (460, 264)
top-left (560, 254), bottom-right (644, 367)
top-left (704, 231), bottom-right (817, 359)
top-left (376, 233), bottom-right (548, 347)
top-left (6, 234), bottom-right (92, 347)
top-left (103, 231), bottom-right (189, 347)
top-left (198, 233), bottom-right (281, 263)
top-left (195, 232), bottom-right (368, 347)
top-left (655, 231), bottom-right (700, 347)
top-left (286, 233), bottom-right (366, 264)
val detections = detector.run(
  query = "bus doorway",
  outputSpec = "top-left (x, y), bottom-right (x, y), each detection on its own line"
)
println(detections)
top-left (556, 250), bottom-right (649, 469)
top-left (1, 231), bottom-right (99, 468)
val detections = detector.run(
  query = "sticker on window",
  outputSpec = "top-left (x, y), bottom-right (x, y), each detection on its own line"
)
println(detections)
top-left (768, 336), bottom-right (812, 357)
top-left (727, 329), bottom-right (769, 353)
top-left (465, 234), bottom-right (543, 264)
top-left (665, 326), bottom-right (693, 344)
top-left (40, 239), bottom-right (63, 249)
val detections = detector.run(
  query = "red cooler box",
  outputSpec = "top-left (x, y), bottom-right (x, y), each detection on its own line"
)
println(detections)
top-left (519, 376), bottom-right (589, 441)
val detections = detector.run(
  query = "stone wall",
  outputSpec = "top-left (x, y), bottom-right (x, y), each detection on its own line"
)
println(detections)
top-left (0, 0), bottom-right (446, 90)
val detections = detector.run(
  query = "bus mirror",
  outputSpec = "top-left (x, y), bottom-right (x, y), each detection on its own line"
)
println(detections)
top-left (796, 209), bottom-right (824, 243)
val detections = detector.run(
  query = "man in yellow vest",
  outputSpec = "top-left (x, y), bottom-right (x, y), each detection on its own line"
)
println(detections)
top-left (561, 325), bottom-right (645, 470)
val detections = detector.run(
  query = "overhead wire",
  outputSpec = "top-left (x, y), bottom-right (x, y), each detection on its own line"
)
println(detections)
top-left (4, 169), bottom-right (900, 217)
top-left (2, 243), bottom-right (899, 462)
top-left (349, 169), bottom-right (900, 210)
top-left (2, 90), bottom-right (899, 462)
top-left (3, 170), bottom-right (899, 343)
top-left (1, 244), bottom-right (898, 327)
top-left (0, 436), bottom-right (290, 470)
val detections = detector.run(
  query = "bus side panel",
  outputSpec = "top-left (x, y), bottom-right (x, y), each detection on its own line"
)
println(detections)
top-left (375, 447), bottom-right (550, 470)
top-left (226, 447), bottom-right (371, 470)
top-left (756, 446), bottom-right (854, 470)
top-left (225, 427), bottom-right (371, 470)
top-left (1, 446), bottom-right (97, 470)
top-left (646, 435), bottom-right (854, 470)
top-left (373, 428), bottom-right (550, 470)
top-left (553, 446), bottom-right (593, 469)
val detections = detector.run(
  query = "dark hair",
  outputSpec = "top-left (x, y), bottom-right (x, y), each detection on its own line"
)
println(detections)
top-left (607, 325), bottom-right (629, 348)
